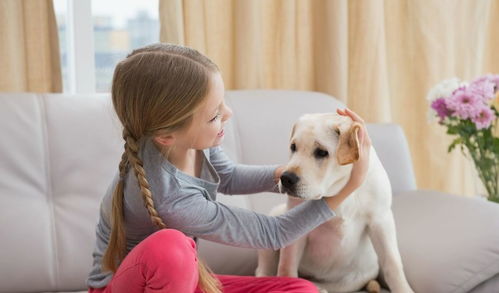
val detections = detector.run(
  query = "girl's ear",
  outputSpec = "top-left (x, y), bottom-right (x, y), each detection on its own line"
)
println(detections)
top-left (153, 134), bottom-right (176, 147)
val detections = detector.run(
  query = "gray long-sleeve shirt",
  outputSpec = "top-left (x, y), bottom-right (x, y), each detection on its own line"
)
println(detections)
top-left (86, 138), bottom-right (335, 288)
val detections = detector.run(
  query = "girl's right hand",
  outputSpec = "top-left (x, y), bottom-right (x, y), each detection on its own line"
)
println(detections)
top-left (324, 108), bottom-right (371, 211)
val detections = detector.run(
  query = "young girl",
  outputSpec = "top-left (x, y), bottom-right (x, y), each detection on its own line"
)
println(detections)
top-left (86, 43), bottom-right (372, 293)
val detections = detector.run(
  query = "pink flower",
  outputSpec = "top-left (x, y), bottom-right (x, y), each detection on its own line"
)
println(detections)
top-left (490, 75), bottom-right (499, 93)
top-left (469, 76), bottom-right (496, 101)
top-left (431, 97), bottom-right (453, 120)
top-left (446, 88), bottom-right (484, 119)
top-left (472, 106), bottom-right (496, 129)
top-left (473, 74), bottom-right (499, 88)
top-left (451, 85), bottom-right (468, 96)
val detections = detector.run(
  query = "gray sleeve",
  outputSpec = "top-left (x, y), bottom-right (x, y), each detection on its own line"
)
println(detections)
top-left (159, 189), bottom-right (335, 250)
top-left (209, 146), bottom-right (280, 195)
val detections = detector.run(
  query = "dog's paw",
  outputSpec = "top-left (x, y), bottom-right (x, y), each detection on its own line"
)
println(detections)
top-left (313, 283), bottom-right (328, 293)
top-left (366, 280), bottom-right (381, 293)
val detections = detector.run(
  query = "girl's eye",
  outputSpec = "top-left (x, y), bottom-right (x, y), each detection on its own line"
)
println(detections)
top-left (210, 114), bottom-right (221, 122)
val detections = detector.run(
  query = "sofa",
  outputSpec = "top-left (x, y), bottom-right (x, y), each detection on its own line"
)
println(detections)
top-left (1, 90), bottom-right (498, 293)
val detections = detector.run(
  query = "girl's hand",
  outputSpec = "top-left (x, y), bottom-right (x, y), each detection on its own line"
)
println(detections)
top-left (325, 108), bottom-right (372, 211)
top-left (338, 108), bottom-right (372, 189)
top-left (274, 165), bottom-right (286, 184)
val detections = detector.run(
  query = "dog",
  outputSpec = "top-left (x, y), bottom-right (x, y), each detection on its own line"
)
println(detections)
top-left (255, 113), bottom-right (414, 293)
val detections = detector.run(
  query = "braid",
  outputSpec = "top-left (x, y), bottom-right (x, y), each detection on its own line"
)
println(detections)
top-left (124, 133), bottom-right (166, 229)
top-left (118, 130), bottom-right (130, 181)
top-left (101, 130), bottom-right (130, 272)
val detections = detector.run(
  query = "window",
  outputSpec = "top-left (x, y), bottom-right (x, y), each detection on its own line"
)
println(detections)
top-left (54, 0), bottom-right (159, 93)
top-left (54, 0), bottom-right (69, 92)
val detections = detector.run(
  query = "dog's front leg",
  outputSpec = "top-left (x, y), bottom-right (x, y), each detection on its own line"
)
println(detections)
top-left (277, 235), bottom-right (307, 277)
top-left (368, 211), bottom-right (414, 293)
top-left (255, 248), bottom-right (279, 277)
top-left (276, 196), bottom-right (308, 277)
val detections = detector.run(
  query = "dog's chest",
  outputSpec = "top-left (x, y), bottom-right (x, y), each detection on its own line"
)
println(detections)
top-left (305, 217), bottom-right (345, 260)
top-left (301, 212), bottom-right (371, 271)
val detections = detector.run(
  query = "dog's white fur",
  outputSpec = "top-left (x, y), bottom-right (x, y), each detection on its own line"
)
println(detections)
top-left (255, 113), bottom-right (414, 293)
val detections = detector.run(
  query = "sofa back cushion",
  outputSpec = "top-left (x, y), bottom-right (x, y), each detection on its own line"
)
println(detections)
top-left (0, 94), bottom-right (122, 291)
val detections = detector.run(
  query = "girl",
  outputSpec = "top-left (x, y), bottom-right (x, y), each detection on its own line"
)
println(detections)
top-left (86, 43), bottom-right (372, 293)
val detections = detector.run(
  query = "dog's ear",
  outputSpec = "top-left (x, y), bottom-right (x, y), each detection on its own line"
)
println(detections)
top-left (290, 123), bottom-right (296, 141)
top-left (336, 122), bottom-right (361, 165)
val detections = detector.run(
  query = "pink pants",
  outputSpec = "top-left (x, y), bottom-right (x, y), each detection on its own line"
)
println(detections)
top-left (88, 229), bottom-right (318, 293)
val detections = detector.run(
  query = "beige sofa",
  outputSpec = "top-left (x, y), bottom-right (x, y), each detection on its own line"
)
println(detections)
top-left (1, 90), bottom-right (498, 293)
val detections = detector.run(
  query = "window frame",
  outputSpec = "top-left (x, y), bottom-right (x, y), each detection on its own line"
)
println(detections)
top-left (64, 0), bottom-right (96, 94)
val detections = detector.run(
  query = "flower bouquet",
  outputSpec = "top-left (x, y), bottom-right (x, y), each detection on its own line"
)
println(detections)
top-left (426, 74), bottom-right (499, 203)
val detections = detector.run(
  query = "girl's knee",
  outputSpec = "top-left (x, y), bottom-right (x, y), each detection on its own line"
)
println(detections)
top-left (112, 229), bottom-right (199, 292)
top-left (139, 229), bottom-right (197, 264)
top-left (149, 229), bottom-right (194, 245)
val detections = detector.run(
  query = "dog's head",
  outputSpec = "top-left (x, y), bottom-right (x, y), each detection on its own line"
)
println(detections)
top-left (279, 113), bottom-right (362, 199)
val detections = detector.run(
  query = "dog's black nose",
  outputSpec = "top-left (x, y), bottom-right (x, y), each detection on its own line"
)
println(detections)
top-left (280, 171), bottom-right (300, 189)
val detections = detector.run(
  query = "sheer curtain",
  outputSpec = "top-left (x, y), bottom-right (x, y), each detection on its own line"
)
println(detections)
top-left (159, 0), bottom-right (499, 197)
top-left (0, 0), bottom-right (62, 92)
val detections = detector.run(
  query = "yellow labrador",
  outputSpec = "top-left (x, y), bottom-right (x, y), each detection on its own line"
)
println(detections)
top-left (256, 113), bottom-right (413, 293)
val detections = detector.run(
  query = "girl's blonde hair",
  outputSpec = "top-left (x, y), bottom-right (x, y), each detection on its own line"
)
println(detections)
top-left (102, 43), bottom-right (221, 293)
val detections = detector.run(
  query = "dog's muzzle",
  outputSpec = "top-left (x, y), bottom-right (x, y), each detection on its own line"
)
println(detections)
top-left (280, 171), bottom-right (300, 196)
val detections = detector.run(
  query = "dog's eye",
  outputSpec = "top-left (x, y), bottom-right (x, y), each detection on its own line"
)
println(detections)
top-left (335, 128), bottom-right (340, 136)
top-left (314, 148), bottom-right (329, 159)
top-left (290, 143), bottom-right (297, 152)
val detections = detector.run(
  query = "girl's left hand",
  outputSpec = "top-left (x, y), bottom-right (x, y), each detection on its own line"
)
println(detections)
top-left (336, 108), bottom-right (372, 192)
top-left (274, 166), bottom-right (286, 184)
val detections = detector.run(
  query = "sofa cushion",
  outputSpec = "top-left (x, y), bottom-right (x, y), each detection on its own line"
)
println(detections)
top-left (393, 190), bottom-right (499, 293)
top-left (0, 94), bottom-right (56, 292)
top-left (0, 93), bottom-right (123, 292)
top-left (470, 273), bottom-right (499, 293)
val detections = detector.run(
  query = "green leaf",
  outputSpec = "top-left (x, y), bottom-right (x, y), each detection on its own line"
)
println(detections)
top-left (447, 124), bottom-right (459, 135)
top-left (493, 137), bottom-right (499, 155)
top-left (448, 137), bottom-right (462, 153)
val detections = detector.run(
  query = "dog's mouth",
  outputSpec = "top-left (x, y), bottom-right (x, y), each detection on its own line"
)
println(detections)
top-left (281, 186), bottom-right (324, 200)
top-left (280, 185), bottom-right (301, 198)
top-left (286, 192), bottom-right (302, 198)
top-left (279, 177), bottom-right (325, 199)
top-left (286, 192), bottom-right (323, 200)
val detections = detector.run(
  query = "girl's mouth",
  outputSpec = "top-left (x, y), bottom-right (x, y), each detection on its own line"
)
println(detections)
top-left (217, 129), bottom-right (225, 137)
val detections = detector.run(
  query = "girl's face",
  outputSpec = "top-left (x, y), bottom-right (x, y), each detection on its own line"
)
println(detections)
top-left (176, 72), bottom-right (233, 150)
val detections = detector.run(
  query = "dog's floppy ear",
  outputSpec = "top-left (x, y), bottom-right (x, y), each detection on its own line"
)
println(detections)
top-left (290, 123), bottom-right (297, 140)
top-left (336, 122), bottom-right (361, 165)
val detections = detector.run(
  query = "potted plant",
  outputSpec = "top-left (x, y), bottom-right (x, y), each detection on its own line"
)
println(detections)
top-left (426, 75), bottom-right (499, 203)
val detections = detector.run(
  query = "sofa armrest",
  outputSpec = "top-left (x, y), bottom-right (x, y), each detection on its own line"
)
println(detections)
top-left (392, 190), bottom-right (499, 293)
